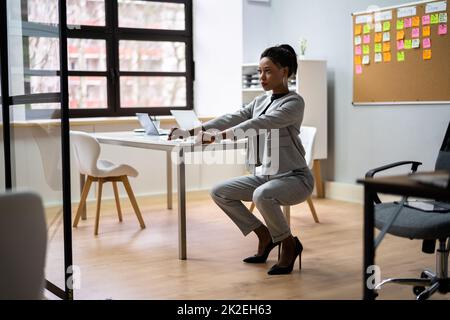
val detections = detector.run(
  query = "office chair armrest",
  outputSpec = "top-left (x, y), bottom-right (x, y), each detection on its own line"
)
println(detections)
top-left (365, 161), bottom-right (422, 204)
top-left (365, 161), bottom-right (422, 178)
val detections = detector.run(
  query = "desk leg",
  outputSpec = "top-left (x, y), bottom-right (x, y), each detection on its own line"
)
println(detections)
top-left (80, 174), bottom-right (87, 220)
top-left (363, 186), bottom-right (376, 300)
top-left (166, 151), bottom-right (173, 210)
top-left (177, 148), bottom-right (187, 260)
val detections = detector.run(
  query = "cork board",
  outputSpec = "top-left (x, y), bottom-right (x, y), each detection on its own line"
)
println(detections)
top-left (352, 0), bottom-right (450, 104)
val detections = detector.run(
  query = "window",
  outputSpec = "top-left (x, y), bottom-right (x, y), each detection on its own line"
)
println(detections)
top-left (24, 0), bottom-right (193, 118)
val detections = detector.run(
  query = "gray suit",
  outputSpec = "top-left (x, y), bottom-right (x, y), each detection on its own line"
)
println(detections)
top-left (204, 92), bottom-right (314, 242)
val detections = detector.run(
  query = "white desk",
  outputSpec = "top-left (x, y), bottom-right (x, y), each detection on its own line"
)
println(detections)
top-left (87, 131), bottom-right (246, 260)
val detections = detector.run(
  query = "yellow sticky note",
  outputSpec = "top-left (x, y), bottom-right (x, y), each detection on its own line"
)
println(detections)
top-left (423, 25), bottom-right (431, 37)
top-left (363, 45), bottom-right (370, 55)
top-left (354, 56), bottom-right (362, 65)
top-left (383, 21), bottom-right (391, 31)
top-left (383, 52), bottom-right (392, 62)
top-left (397, 19), bottom-right (404, 30)
top-left (431, 13), bottom-right (439, 24)
top-left (423, 49), bottom-right (432, 60)
top-left (397, 51), bottom-right (405, 62)
top-left (355, 24), bottom-right (362, 35)
top-left (382, 42), bottom-right (391, 52)
top-left (412, 16), bottom-right (420, 27)
top-left (374, 43), bottom-right (382, 53)
top-left (404, 39), bottom-right (412, 49)
top-left (396, 30), bottom-right (405, 40)
top-left (374, 32), bottom-right (382, 43)
top-left (363, 24), bottom-right (371, 34)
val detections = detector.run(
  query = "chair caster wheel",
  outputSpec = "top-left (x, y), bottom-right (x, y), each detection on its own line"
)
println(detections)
top-left (413, 286), bottom-right (425, 296)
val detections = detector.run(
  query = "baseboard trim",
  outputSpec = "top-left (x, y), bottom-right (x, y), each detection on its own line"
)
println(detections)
top-left (325, 181), bottom-right (401, 204)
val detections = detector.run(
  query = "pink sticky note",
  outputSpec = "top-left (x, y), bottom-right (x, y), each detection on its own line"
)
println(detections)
top-left (356, 65), bottom-right (363, 74)
top-left (423, 37), bottom-right (431, 48)
top-left (422, 15), bottom-right (430, 25)
top-left (412, 28), bottom-right (420, 38)
top-left (439, 24), bottom-right (448, 35)
top-left (404, 17), bottom-right (412, 28)
top-left (355, 45), bottom-right (362, 55)
top-left (397, 40), bottom-right (405, 50)
top-left (363, 35), bottom-right (371, 44)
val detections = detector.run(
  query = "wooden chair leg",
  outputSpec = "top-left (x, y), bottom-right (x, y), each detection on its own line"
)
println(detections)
top-left (307, 196), bottom-right (320, 223)
top-left (121, 176), bottom-right (146, 229)
top-left (112, 181), bottom-right (123, 222)
top-left (249, 202), bottom-right (256, 212)
top-left (73, 176), bottom-right (93, 227)
top-left (94, 178), bottom-right (104, 235)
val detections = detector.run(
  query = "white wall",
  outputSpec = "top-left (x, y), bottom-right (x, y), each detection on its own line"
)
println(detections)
top-left (193, 0), bottom-right (243, 116)
top-left (243, 0), bottom-right (450, 186)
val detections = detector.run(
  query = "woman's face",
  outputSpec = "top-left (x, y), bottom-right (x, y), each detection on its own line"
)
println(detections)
top-left (258, 57), bottom-right (288, 93)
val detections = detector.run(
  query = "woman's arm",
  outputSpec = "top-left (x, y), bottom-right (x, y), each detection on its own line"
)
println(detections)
top-left (230, 98), bottom-right (304, 136)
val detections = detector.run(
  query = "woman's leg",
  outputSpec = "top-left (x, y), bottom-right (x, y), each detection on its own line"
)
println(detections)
top-left (210, 175), bottom-right (267, 237)
top-left (252, 170), bottom-right (314, 266)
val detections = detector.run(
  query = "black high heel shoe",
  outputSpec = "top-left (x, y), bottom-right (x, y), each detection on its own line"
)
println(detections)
top-left (243, 240), bottom-right (281, 263)
top-left (267, 237), bottom-right (303, 275)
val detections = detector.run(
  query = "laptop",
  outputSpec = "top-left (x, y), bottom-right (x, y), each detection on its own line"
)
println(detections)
top-left (135, 113), bottom-right (170, 136)
top-left (170, 110), bottom-right (202, 130)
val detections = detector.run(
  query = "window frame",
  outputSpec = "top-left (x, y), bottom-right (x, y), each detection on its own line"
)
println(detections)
top-left (26, 0), bottom-right (194, 119)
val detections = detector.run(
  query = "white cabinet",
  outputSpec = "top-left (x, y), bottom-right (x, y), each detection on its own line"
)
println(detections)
top-left (297, 60), bottom-right (327, 160)
top-left (241, 60), bottom-right (327, 160)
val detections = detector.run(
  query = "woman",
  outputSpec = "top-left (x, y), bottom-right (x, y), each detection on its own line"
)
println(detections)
top-left (169, 44), bottom-right (314, 275)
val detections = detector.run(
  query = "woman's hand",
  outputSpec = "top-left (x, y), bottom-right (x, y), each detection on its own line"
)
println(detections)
top-left (168, 127), bottom-right (190, 141)
top-left (194, 131), bottom-right (217, 145)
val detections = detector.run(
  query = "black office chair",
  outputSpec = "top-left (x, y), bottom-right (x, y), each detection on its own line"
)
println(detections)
top-left (365, 121), bottom-right (450, 300)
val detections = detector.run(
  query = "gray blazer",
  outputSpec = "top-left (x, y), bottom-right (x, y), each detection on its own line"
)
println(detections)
top-left (202, 91), bottom-right (308, 175)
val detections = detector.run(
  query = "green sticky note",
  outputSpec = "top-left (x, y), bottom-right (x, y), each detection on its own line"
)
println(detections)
top-left (431, 13), bottom-right (439, 24)
top-left (363, 45), bottom-right (370, 55)
top-left (383, 21), bottom-right (391, 31)
top-left (363, 24), bottom-right (371, 34)
top-left (404, 39), bottom-right (412, 49)
top-left (396, 19), bottom-right (404, 30)
top-left (397, 51), bottom-right (405, 62)
top-left (374, 43), bottom-right (382, 53)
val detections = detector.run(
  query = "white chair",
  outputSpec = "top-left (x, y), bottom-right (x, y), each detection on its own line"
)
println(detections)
top-left (0, 191), bottom-right (47, 300)
top-left (249, 126), bottom-right (319, 224)
top-left (70, 131), bottom-right (146, 235)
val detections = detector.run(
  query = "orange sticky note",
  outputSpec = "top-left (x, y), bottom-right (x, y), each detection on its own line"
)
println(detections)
top-left (396, 30), bottom-right (405, 40)
top-left (383, 52), bottom-right (392, 62)
top-left (355, 24), bottom-right (362, 35)
top-left (354, 56), bottom-right (362, 65)
top-left (423, 49), bottom-right (432, 60)
top-left (374, 32), bottom-right (382, 43)
top-left (382, 42), bottom-right (391, 52)
top-left (412, 16), bottom-right (420, 27)
top-left (423, 25), bottom-right (431, 37)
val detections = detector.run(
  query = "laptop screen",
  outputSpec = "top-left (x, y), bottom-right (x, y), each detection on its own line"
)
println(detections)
top-left (136, 113), bottom-right (159, 135)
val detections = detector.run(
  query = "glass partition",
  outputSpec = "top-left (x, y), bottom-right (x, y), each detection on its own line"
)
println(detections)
top-left (0, 76), bottom-right (4, 192)
top-left (4, 0), bottom-right (70, 299)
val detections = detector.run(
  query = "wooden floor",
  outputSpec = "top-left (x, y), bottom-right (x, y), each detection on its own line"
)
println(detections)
top-left (44, 190), bottom-right (448, 300)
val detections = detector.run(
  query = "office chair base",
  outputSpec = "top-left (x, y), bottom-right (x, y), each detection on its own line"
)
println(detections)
top-left (375, 239), bottom-right (450, 300)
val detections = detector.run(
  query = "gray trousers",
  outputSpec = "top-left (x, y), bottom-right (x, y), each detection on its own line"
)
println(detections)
top-left (210, 168), bottom-right (314, 242)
